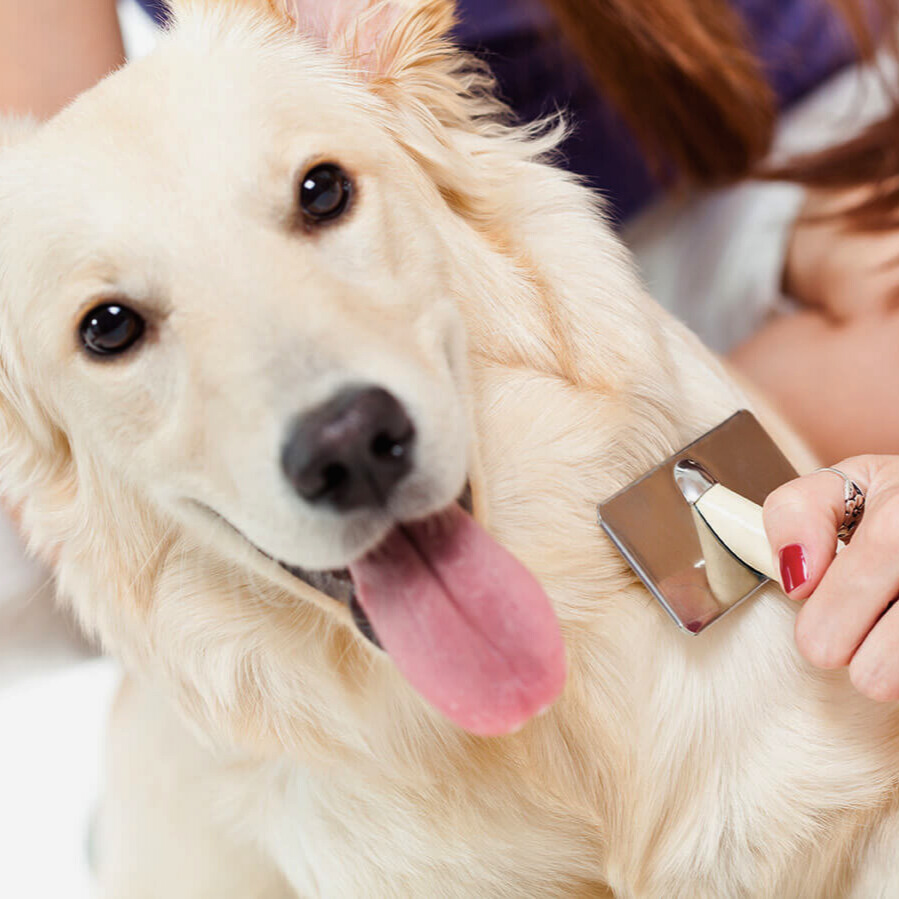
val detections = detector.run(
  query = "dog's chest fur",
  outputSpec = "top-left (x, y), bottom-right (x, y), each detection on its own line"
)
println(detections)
top-left (257, 753), bottom-right (607, 896)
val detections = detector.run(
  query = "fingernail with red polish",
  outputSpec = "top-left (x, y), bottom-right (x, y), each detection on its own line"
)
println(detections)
top-left (779, 544), bottom-right (809, 594)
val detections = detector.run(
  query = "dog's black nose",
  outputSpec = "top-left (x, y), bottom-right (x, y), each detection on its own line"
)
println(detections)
top-left (282, 387), bottom-right (415, 511)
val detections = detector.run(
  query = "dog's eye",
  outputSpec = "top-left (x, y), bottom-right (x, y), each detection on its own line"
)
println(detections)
top-left (79, 303), bottom-right (146, 357)
top-left (300, 164), bottom-right (352, 223)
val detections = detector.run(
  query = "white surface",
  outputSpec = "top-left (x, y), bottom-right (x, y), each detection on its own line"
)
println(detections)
top-left (0, 661), bottom-right (121, 899)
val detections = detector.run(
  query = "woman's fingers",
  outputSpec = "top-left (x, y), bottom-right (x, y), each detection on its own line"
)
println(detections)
top-left (848, 601), bottom-right (899, 701)
top-left (764, 456), bottom-right (899, 697)
top-left (794, 511), bottom-right (899, 674)
top-left (762, 467), bottom-right (864, 600)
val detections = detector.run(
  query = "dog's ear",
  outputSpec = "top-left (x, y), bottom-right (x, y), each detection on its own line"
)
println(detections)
top-left (0, 114), bottom-right (76, 544)
top-left (169, 1), bottom-right (455, 82)
top-left (282, 0), bottom-right (455, 81)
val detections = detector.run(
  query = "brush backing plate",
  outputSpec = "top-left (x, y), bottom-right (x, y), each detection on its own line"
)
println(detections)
top-left (598, 411), bottom-right (797, 634)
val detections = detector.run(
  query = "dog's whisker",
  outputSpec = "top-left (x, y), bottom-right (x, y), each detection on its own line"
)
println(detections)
top-left (0, 572), bottom-right (59, 643)
top-left (15, 572), bottom-right (57, 610)
top-left (333, 623), bottom-right (365, 671)
top-left (124, 524), bottom-right (178, 597)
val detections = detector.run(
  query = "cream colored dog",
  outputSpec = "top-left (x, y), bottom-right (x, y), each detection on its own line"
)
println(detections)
top-left (3, 1), bottom-right (899, 896)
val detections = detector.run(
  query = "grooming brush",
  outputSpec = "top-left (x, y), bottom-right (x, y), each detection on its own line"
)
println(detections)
top-left (598, 411), bottom-right (795, 634)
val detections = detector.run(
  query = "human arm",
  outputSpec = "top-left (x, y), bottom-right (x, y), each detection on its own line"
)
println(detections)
top-left (0, 0), bottom-right (125, 119)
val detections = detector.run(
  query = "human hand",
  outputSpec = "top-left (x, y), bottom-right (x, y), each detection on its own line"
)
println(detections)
top-left (784, 187), bottom-right (899, 322)
top-left (764, 457), bottom-right (899, 701)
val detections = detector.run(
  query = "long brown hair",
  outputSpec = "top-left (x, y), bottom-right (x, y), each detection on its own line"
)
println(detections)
top-left (540, 0), bottom-right (898, 199)
top-left (766, 105), bottom-right (899, 229)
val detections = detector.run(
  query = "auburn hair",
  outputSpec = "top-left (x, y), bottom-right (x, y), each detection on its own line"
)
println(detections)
top-left (539, 0), bottom-right (899, 212)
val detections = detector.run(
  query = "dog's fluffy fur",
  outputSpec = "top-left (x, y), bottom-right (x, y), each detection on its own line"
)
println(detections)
top-left (3, 1), bottom-right (899, 896)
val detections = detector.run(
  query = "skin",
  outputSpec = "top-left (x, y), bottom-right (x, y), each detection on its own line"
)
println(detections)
top-left (731, 186), bottom-right (899, 463)
top-left (764, 456), bottom-right (899, 703)
top-left (730, 308), bottom-right (899, 460)
top-left (0, 0), bottom-right (124, 119)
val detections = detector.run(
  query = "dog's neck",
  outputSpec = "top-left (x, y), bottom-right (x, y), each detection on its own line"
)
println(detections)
top-left (446, 154), bottom-right (750, 461)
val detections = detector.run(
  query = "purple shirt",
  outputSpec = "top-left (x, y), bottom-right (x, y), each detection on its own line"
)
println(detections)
top-left (136, 0), bottom-right (859, 222)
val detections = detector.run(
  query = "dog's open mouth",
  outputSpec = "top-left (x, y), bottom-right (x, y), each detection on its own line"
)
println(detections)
top-left (277, 484), bottom-right (475, 649)
top-left (204, 482), bottom-right (566, 736)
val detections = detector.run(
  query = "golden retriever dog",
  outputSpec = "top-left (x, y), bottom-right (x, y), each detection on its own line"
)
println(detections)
top-left (3, 0), bottom-right (899, 896)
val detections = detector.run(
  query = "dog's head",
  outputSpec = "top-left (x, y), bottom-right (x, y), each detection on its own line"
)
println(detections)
top-left (2, 0), bottom-right (473, 570)
top-left (0, 0), bottom-right (567, 742)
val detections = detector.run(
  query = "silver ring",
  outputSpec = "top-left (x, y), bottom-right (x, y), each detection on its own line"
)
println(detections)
top-left (816, 467), bottom-right (866, 543)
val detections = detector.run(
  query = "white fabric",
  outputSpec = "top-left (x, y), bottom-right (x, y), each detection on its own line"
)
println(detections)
top-left (0, 661), bottom-right (120, 899)
top-left (118, 0), bottom-right (159, 60)
top-left (626, 54), bottom-right (898, 353)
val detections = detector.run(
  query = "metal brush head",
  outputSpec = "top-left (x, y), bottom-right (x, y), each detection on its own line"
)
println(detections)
top-left (673, 459), bottom-right (717, 504)
top-left (597, 411), bottom-right (797, 634)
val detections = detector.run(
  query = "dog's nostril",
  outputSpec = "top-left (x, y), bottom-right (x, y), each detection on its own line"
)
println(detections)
top-left (322, 463), bottom-right (350, 492)
top-left (371, 430), bottom-right (410, 460)
top-left (282, 386), bottom-right (416, 512)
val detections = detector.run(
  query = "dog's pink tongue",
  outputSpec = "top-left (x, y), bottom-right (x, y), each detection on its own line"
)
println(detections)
top-left (349, 505), bottom-right (566, 736)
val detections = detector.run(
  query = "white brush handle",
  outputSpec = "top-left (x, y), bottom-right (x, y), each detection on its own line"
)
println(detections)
top-left (694, 484), bottom-right (778, 582)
